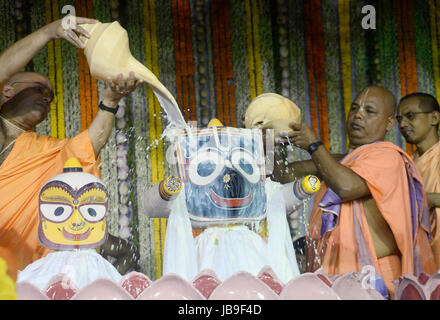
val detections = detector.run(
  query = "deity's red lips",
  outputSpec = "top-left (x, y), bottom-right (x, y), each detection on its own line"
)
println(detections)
top-left (62, 228), bottom-right (91, 241)
top-left (209, 189), bottom-right (253, 208)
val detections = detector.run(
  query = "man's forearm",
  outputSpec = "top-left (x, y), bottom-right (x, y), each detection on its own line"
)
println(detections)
top-left (0, 24), bottom-right (54, 86)
top-left (271, 156), bottom-right (320, 183)
top-left (270, 146), bottom-right (346, 184)
top-left (310, 145), bottom-right (369, 200)
top-left (88, 100), bottom-right (117, 158)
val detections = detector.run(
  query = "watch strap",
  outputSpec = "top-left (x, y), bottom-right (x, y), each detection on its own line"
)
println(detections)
top-left (99, 101), bottom-right (119, 114)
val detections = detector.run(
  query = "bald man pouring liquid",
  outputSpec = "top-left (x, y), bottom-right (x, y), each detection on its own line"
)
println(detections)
top-left (270, 86), bottom-right (436, 299)
top-left (0, 17), bottom-right (142, 280)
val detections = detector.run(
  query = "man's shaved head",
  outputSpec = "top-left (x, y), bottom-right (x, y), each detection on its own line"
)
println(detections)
top-left (356, 86), bottom-right (397, 117)
top-left (0, 72), bottom-right (54, 130)
top-left (346, 86), bottom-right (397, 149)
top-left (1, 72), bottom-right (53, 105)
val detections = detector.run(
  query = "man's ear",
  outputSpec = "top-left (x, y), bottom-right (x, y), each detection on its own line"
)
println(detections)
top-left (2, 85), bottom-right (15, 100)
top-left (386, 115), bottom-right (396, 132)
top-left (431, 111), bottom-right (440, 127)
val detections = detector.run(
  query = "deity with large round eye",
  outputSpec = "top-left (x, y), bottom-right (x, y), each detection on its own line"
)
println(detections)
top-left (16, 158), bottom-right (122, 290)
top-left (38, 165), bottom-right (108, 250)
top-left (177, 126), bottom-right (267, 225)
top-left (152, 120), bottom-right (301, 283)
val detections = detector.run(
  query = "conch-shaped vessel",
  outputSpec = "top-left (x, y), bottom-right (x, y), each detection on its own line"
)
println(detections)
top-left (79, 21), bottom-right (186, 127)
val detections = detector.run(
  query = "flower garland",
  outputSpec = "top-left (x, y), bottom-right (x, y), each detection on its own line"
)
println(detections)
top-left (275, 1), bottom-right (290, 100)
top-left (61, 0), bottom-right (81, 138)
top-left (311, 0), bottom-right (329, 151)
top-left (229, 0), bottom-right (253, 126)
top-left (0, 0), bottom-right (16, 52)
top-left (115, 98), bottom-right (132, 240)
top-left (377, 0), bottom-right (399, 145)
top-left (211, 0), bottom-right (235, 126)
top-left (191, 0), bottom-right (213, 127)
top-left (429, 0), bottom-right (440, 100)
top-left (14, 0), bottom-right (25, 41)
top-left (395, 0), bottom-right (418, 154)
top-left (244, 0), bottom-right (263, 101)
top-left (287, 0), bottom-right (310, 161)
top-left (171, 0), bottom-right (196, 123)
top-left (413, 1), bottom-right (435, 95)
top-left (29, 1), bottom-right (51, 136)
top-left (320, 0), bottom-right (344, 154)
top-left (338, 0), bottom-right (351, 152)
top-left (144, 0), bottom-right (168, 279)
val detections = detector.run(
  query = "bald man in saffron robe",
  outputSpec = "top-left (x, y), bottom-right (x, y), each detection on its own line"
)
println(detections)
top-left (277, 86), bottom-right (436, 299)
top-left (0, 17), bottom-right (142, 280)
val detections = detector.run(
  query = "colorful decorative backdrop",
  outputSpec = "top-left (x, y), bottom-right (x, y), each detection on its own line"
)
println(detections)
top-left (1, 0), bottom-right (440, 279)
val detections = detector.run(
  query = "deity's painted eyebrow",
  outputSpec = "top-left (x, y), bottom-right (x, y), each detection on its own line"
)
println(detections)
top-left (79, 194), bottom-right (107, 203)
top-left (40, 193), bottom-right (73, 203)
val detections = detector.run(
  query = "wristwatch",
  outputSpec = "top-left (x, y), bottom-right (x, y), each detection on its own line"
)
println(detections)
top-left (99, 101), bottom-right (119, 114)
top-left (307, 141), bottom-right (323, 155)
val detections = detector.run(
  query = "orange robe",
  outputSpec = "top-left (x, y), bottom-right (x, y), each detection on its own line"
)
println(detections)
top-left (0, 130), bottom-right (98, 280)
top-left (413, 140), bottom-right (440, 269)
top-left (305, 141), bottom-right (436, 298)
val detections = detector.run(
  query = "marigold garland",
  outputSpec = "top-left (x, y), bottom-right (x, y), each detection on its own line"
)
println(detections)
top-left (144, 0), bottom-right (167, 280)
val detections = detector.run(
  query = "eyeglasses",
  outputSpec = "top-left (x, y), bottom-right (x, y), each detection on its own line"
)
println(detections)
top-left (396, 111), bottom-right (432, 124)
top-left (11, 81), bottom-right (54, 101)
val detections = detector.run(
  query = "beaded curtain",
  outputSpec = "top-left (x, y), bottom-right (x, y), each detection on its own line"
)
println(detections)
top-left (1, 0), bottom-right (439, 280)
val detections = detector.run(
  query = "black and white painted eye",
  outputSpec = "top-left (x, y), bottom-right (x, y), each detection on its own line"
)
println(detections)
top-left (40, 204), bottom-right (73, 222)
top-left (79, 204), bottom-right (107, 222)
top-left (188, 149), bottom-right (225, 186)
top-left (230, 149), bottom-right (261, 184)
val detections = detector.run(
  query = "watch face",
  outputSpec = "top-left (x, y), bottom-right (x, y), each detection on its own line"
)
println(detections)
top-left (38, 167), bottom-right (109, 250)
top-left (175, 127), bottom-right (267, 223)
top-left (308, 141), bottom-right (323, 154)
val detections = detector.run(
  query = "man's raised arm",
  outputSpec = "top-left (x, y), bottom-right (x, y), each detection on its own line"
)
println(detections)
top-left (0, 17), bottom-right (98, 88)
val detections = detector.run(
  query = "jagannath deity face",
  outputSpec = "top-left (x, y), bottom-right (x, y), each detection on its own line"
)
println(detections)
top-left (38, 158), bottom-right (108, 250)
top-left (176, 126), bottom-right (267, 224)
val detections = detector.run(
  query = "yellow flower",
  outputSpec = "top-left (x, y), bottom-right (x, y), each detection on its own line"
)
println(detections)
top-left (0, 257), bottom-right (17, 300)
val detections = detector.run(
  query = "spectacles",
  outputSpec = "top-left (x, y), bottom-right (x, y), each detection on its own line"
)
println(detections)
top-left (11, 81), bottom-right (54, 101)
top-left (396, 111), bottom-right (432, 124)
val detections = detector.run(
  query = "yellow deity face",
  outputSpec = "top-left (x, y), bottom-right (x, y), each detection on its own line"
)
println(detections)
top-left (38, 179), bottom-right (108, 250)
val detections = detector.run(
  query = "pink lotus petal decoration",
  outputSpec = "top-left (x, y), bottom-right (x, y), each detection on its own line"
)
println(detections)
top-left (257, 266), bottom-right (284, 295)
top-left (313, 268), bottom-right (333, 287)
top-left (21, 266), bottom-right (440, 300)
top-left (192, 269), bottom-right (221, 299)
top-left (120, 271), bottom-right (152, 299)
top-left (136, 274), bottom-right (205, 300)
top-left (280, 273), bottom-right (341, 300)
top-left (331, 272), bottom-right (385, 300)
top-left (70, 278), bottom-right (134, 300)
top-left (16, 282), bottom-right (50, 300)
top-left (44, 274), bottom-right (78, 300)
top-left (395, 271), bottom-right (440, 300)
top-left (209, 271), bottom-right (279, 300)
